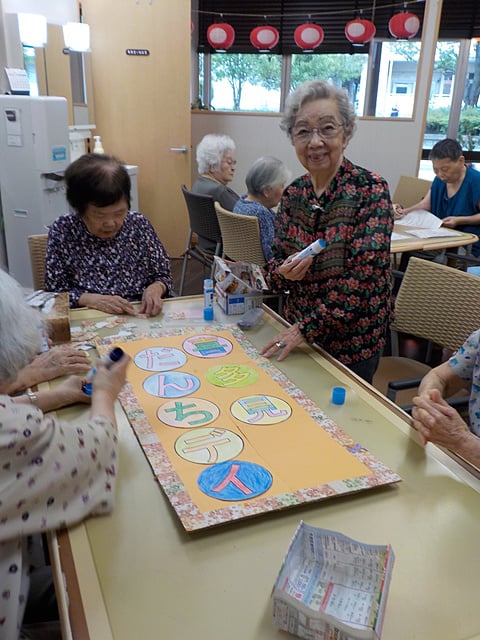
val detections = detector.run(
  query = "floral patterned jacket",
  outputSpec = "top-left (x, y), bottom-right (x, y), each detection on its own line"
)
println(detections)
top-left (264, 157), bottom-right (394, 366)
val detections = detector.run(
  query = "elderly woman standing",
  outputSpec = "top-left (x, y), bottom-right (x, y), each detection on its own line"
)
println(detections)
top-left (261, 80), bottom-right (394, 383)
top-left (0, 269), bottom-right (129, 638)
top-left (45, 154), bottom-right (172, 317)
top-left (234, 156), bottom-right (291, 261)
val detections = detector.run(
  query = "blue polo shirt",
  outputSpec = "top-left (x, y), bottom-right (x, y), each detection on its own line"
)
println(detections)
top-left (430, 166), bottom-right (480, 254)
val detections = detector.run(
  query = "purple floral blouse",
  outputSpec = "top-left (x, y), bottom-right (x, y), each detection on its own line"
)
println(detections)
top-left (264, 158), bottom-right (394, 366)
top-left (44, 211), bottom-right (173, 307)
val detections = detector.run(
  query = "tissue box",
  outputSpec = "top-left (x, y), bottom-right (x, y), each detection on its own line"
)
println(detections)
top-left (44, 293), bottom-right (71, 344)
top-left (214, 257), bottom-right (266, 315)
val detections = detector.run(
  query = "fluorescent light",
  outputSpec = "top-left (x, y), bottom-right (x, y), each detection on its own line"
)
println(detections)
top-left (63, 22), bottom-right (91, 52)
top-left (18, 13), bottom-right (47, 48)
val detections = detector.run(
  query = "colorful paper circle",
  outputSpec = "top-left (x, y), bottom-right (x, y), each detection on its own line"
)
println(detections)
top-left (157, 398), bottom-right (220, 428)
top-left (231, 395), bottom-right (292, 425)
top-left (175, 428), bottom-right (243, 464)
top-left (198, 460), bottom-right (272, 501)
top-left (206, 364), bottom-right (259, 388)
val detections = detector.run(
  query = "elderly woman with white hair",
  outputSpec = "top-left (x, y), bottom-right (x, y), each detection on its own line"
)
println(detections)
top-left (192, 133), bottom-right (240, 252)
top-left (260, 80), bottom-right (394, 384)
top-left (234, 156), bottom-right (291, 261)
top-left (0, 269), bottom-right (129, 638)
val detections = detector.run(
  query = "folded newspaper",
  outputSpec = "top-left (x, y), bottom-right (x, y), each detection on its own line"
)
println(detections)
top-left (272, 521), bottom-right (394, 640)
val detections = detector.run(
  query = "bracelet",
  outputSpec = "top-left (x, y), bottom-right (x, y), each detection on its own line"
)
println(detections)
top-left (26, 389), bottom-right (38, 405)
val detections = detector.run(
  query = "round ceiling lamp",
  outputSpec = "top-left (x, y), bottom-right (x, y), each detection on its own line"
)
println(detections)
top-left (294, 23), bottom-right (324, 52)
top-left (250, 25), bottom-right (279, 52)
top-left (345, 18), bottom-right (376, 45)
top-left (388, 12), bottom-right (420, 39)
top-left (207, 22), bottom-right (235, 51)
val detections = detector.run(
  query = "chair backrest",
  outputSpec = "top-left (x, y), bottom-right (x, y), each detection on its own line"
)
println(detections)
top-left (181, 185), bottom-right (222, 243)
top-left (27, 234), bottom-right (48, 290)
top-left (392, 175), bottom-right (432, 208)
top-left (214, 202), bottom-right (266, 265)
top-left (393, 257), bottom-right (480, 353)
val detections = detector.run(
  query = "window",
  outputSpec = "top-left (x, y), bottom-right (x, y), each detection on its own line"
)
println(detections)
top-left (422, 39), bottom-right (480, 169)
top-left (290, 53), bottom-right (368, 115)
top-left (208, 52), bottom-right (282, 111)
top-left (22, 45), bottom-right (39, 96)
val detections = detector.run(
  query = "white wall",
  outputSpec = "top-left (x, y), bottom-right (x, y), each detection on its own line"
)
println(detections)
top-left (1, 0), bottom-right (77, 25)
top-left (191, 0), bottom-right (442, 199)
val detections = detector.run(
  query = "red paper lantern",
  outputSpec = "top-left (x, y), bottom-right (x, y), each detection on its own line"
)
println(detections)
top-left (345, 18), bottom-right (376, 45)
top-left (250, 25), bottom-right (279, 51)
top-left (294, 23), bottom-right (324, 51)
top-left (207, 22), bottom-right (235, 50)
top-left (388, 12), bottom-right (420, 39)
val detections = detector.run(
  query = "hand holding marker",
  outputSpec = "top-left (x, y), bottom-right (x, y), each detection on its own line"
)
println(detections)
top-left (288, 238), bottom-right (326, 263)
top-left (82, 347), bottom-right (125, 395)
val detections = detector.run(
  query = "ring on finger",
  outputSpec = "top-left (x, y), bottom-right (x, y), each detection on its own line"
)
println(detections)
top-left (275, 341), bottom-right (286, 349)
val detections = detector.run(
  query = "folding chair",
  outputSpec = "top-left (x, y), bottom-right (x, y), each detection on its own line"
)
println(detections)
top-left (178, 185), bottom-right (222, 296)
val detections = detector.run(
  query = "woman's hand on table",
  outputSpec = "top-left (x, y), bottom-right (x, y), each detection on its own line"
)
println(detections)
top-left (14, 375), bottom-right (92, 413)
top-left (140, 281), bottom-right (167, 317)
top-left (260, 323), bottom-right (305, 362)
top-left (79, 293), bottom-right (138, 316)
top-left (441, 216), bottom-right (460, 228)
top-left (411, 388), bottom-right (469, 447)
top-left (5, 345), bottom-right (91, 394)
top-left (392, 204), bottom-right (406, 219)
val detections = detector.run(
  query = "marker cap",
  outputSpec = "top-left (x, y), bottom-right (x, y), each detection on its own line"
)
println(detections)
top-left (331, 386), bottom-right (346, 405)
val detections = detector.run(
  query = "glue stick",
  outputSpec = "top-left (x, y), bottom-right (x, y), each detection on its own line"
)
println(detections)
top-left (288, 239), bottom-right (326, 263)
top-left (203, 278), bottom-right (214, 321)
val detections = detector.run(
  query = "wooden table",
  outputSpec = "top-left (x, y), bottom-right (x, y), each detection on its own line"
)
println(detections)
top-left (50, 297), bottom-right (480, 640)
top-left (391, 223), bottom-right (478, 254)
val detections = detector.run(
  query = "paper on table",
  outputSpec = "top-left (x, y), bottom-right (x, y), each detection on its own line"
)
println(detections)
top-left (407, 227), bottom-right (462, 238)
top-left (391, 231), bottom-right (412, 241)
top-left (395, 210), bottom-right (442, 228)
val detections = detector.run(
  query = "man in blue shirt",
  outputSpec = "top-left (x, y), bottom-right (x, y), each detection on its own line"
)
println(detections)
top-left (395, 138), bottom-right (480, 255)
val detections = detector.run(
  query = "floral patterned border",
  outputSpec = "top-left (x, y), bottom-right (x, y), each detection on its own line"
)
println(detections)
top-left (98, 326), bottom-right (401, 531)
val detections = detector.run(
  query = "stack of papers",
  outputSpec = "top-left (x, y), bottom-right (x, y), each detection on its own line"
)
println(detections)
top-left (395, 210), bottom-right (461, 238)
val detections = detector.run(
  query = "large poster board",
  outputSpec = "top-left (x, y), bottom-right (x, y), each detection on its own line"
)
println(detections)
top-left (98, 328), bottom-right (400, 531)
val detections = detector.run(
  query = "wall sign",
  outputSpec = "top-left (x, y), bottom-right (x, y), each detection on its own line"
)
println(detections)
top-left (126, 49), bottom-right (150, 56)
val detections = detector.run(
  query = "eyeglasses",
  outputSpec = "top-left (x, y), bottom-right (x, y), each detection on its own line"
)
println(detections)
top-left (291, 123), bottom-right (342, 143)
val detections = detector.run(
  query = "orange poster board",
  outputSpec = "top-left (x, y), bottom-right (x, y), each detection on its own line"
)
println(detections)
top-left (98, 328), bottom-right (400, 531)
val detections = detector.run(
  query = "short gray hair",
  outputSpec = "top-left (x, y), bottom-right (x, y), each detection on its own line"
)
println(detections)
top-left (429, 138), bottom-right (463, 162)
top-left (245, 156), bottom-right (291, 199)
top-left (196, 134), bottom-right (236, 174)
top-left (280, 80), bottom-right (356, 143)
top-left (0, 269), bottom-right (42, 385)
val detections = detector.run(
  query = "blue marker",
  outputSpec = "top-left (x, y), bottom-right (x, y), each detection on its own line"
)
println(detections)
top-left (288, 238), bottom-right (326, 263)
top-left (82, 347), bottom-right (124, 396)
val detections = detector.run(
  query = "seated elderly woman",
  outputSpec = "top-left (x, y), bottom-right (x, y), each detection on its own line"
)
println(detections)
top-left (0, 268), bottom-right (129, 638)
top-left (44, 153), bottom-right (172, 317)
top-left (233, 156), bottom-right (291, 261)
top-left (412, 328), bottom-right (480, 465)
top-left (192, 134), bottom-right (240, 252)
